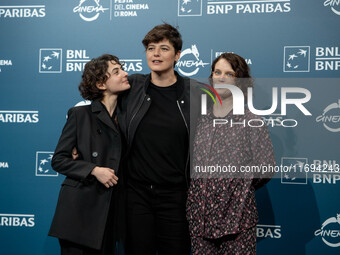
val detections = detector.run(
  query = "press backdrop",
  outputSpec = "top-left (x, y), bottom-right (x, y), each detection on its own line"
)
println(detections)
top-left (0, 1), bottom-right (340, 254)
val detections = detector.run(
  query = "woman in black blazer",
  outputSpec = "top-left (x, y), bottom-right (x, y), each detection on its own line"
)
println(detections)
top-left (49, 54), bottom-right (130, 255)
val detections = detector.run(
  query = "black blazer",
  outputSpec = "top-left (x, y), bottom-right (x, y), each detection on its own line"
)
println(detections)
top-left (48, 100), bottom-right (122, 250)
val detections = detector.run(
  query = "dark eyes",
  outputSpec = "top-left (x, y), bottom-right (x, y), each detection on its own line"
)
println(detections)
top-left (147, 47), bottom-right (169, 51)
top-left (110, 67), bottom-right (124, 75)
top-left (213, 71), bottom-right (235, 77)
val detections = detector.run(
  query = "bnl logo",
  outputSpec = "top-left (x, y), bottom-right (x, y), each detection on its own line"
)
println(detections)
top-left (283, 46), bottom-right (310, 72)
top-left (39, 49), bottom-right (62, 73)
top-left (35, 151), bottom-right (57, 177)
top-left (281, 157), bottom-right (308, 184)
top-left (178, 0), bottom-right (202, 16)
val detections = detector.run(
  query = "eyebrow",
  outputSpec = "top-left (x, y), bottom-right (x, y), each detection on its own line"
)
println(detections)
top-left (110, 67), bottom-right (120, 73)
top-left (148, 44), bottom-right (170, 48)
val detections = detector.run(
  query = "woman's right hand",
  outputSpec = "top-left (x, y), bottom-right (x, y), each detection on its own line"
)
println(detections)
top-left (91, 166), bottom-right (118, 188)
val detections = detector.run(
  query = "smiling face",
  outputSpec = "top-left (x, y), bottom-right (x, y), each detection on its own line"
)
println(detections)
top-left (98, 61), bottom-right (130, 96)
top-left (146, 39), bottom-right (181, 75)
top-left (212, 58), bottom-right (236, 99)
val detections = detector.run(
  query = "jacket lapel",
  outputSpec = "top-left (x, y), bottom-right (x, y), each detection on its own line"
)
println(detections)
top-left (92, 100), bottom-right (118, 132)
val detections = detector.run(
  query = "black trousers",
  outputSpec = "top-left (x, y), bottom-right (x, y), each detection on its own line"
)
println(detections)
top-left (59, 239), bottom-right (111, 255)
top-left (125, 182), bottom-right (191, 255)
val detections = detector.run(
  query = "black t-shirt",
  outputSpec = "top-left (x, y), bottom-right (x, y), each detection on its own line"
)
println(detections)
top-left (129, 81), bottom-right (188, 186)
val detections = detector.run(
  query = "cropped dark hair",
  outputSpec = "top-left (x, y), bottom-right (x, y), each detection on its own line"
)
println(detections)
top-left (142, 23), bottom-right (183, 53)
top-left (210, 53), bottom-right (253, 99)
top-left (78, 54), bottom-right (121, 101)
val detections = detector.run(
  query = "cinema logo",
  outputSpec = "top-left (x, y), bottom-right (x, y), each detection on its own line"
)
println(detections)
top-left (73, 0), bottom-right (109, 21)
top-left (324, 0), bottom-right (340, 16)
top-left (257, 224), bottom-right (282, 239)
top-left (316, 100), bottom-right (340, 133)
top-left (207, 0), bottom-right (291, 15)
top-left (176, 44), bottom-right (209, 77)
top-left (315, 213), bottom-right (340, 248)
top-left (0, 5), bottom-right (45, 18)
top-left (0, 59), bottom-right (13, 72)
top-left (0, 213), bottom-right (35, 227)
top-left (0, 111), bottom-right (39, 123)
top-left (0, 162), bottom-right (9, 168)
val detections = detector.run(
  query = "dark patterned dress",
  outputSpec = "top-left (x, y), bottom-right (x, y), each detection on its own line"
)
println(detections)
top-left (187, 108), bottom-right (275, 255)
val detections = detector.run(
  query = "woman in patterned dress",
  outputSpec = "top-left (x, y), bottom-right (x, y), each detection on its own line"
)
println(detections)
top-left (186, 53), bottom-right (275, 255)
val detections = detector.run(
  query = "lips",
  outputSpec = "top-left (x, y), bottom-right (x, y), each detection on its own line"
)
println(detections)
top-left (152, 60), bottom-right (163, 64)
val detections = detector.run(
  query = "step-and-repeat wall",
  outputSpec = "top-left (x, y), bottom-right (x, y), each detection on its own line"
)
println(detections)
top-left (0, 1), bottom-right (339, 254)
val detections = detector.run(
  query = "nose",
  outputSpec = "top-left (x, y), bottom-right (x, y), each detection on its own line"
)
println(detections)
top-left (120, 68), bottom-right (128, 77)
top-left (216, 75), bottom-right (226, 81)
top-left (153, 48), bottom-right (160, 56)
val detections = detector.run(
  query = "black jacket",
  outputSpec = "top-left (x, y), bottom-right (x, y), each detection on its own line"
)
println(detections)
top-left (49, 100), bottom-right (123, 250)
top-left (118, 72), bottom-right (201, 186)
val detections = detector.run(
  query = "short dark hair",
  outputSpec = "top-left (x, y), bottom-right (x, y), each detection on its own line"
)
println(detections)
top-left (142, 23), bottom-right (183, 53)
top-left (78, 54), bottom-right (121, 101)
top-left (210, 53), bottom-right (253, 98)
